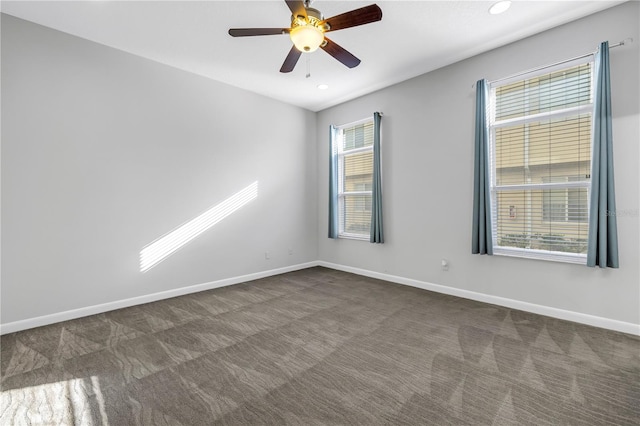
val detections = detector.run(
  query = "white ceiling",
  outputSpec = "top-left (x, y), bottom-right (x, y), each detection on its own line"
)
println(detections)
top-left (1, 0), bottom-right (626, 111)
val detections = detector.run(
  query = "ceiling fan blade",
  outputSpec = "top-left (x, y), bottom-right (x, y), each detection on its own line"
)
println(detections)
top-left (285, 0), bottom-right (307, 19)
top-left (228, 28), bottom-right (289, 37)
top-left (280, 45), bottom-right (302, 73)
top-left (321, 4), bottom-right (382, 32)
top-left (321, 37), bottom-right (361, 68)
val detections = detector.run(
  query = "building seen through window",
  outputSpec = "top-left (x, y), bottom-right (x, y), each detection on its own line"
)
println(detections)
top-left (338, 120), bottom-right (374, 238)
top-left (490, 63), bottom-right (592, 257)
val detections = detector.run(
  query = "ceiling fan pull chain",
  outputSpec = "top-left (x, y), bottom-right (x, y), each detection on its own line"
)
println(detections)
top-left (306, 54), bottom-right (311, 78)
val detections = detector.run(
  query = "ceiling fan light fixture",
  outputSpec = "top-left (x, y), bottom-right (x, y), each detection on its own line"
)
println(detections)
top-left (290, 25), bottom-right (324, 53)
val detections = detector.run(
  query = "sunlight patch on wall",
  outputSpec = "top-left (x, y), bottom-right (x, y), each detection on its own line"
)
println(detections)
top-left (140, 181), bottom-right (259, 272)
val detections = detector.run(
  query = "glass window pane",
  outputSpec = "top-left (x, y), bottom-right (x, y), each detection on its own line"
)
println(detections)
top-left (568, 187), bottom-right (588, 222)
top-left (495, 115), bottom-right (591, 186)
top-left (342, 122), bottom-right (374, 151)
top-left (490, 60), bottom-right (593, 261)
top-left (341, 195), bottom-right (372, 236)
top-left (495, 64), bottom-right (591, 121)
top-left (495, 190), bottom-right (588, 253)
top-left (343, 151), bottom-right (373, 192)
top-left (337, 118), bottom-right (375, 238)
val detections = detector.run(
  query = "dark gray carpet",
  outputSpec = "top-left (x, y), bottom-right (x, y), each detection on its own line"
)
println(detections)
top-left (1, 267), bottom-right (639, 425)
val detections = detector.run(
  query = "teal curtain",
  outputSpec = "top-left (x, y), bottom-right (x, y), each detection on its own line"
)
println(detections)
top-left (328, 125), bottom-right (339, 239)
top-left (370, 112), bottom-right (384, 243)
top-left (472, 79), bottom-right (493, 255)
top-left (587, 41), bottom-right (619, 268)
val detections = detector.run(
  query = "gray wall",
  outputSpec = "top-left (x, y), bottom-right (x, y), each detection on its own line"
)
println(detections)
top-left (1, 15), bottom-right (318, 324)
top-left (317, 2), bottom-right (640, 325)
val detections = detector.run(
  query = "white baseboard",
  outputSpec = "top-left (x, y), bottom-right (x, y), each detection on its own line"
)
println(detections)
top-left (318, 261), bottom-right (640, 336)
top-left (0, 262), bottom-right (319, 335)
top-left (3, 260), bottom-right (638, 336)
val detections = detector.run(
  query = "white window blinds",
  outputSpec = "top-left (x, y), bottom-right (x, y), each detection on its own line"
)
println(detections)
top-left (337, 119), bottom-right (374, 239)
top-left (489, 60), bottom-right (593, 262)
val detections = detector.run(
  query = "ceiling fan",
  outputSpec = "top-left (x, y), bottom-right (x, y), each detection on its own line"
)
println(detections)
top-left (228, 0), bottom-right (382, 73)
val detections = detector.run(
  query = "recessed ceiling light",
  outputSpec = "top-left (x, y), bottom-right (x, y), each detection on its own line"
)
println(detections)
top-left (317, 84), bottom-right (329, 90)
top-left (489, 0), bottom-right (511, 15)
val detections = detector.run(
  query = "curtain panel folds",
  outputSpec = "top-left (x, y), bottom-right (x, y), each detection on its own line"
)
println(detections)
top-left (472, 79), bottom-right (493, 255)
top-left (587, 41), bottom-right (619, 268)
top-left (370, 112), bottom-right (384, 243)
top-left (328, 125), bottom-right (339, 239)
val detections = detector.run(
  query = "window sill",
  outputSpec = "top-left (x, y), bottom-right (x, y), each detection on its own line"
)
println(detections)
top-left (493, 247), bottom-right (587, 265)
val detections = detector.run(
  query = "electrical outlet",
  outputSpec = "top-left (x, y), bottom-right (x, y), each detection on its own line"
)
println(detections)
top-left (265, 252), bottom-right (270, 260)
top-left (288, 248), bottom-right (293, 255)
top-left (441, 259), bottom-right (449, 271)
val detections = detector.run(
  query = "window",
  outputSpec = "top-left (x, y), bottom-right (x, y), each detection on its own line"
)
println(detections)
top-left (542, 176), bottom-right (589, 223)
top-left (336, 118), bottom-right (374, 239)
top-left (489, 60), bottom-right (593, 262)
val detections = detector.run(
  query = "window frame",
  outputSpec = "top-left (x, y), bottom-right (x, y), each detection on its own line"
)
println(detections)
top-left (336, 117), bottom-right (374, 240)
top-left (488, 58), bottom-right (594, 264)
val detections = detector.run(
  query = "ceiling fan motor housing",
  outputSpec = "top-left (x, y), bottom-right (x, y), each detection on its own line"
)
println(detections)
top-left (291, 7), bottom-right (323, 27)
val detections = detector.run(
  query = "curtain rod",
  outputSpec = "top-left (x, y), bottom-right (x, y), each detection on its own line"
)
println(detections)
top-left (473, 38), bottom-right (633, 88)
